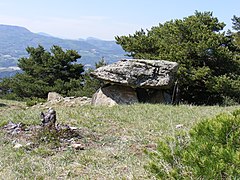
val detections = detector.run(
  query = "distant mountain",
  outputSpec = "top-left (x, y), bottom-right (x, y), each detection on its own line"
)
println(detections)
top-left (37, 32), bottom-right (54, 37)
top-left (0, 24), bottom-right (126, 69)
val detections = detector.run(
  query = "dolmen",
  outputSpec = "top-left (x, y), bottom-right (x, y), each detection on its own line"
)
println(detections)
top-left (90, 59), bottom-right (179, 106)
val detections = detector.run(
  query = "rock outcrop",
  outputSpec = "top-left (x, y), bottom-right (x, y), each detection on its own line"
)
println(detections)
top-left (91, 59), bottom-right (178, 89)
top-left (91, 59), bottom-right (179, 106)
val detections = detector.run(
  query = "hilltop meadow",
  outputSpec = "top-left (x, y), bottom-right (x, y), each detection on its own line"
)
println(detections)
top-left (0, 99), bottom-right (239, 179)
top-left (0, 11), bottom-right (240, 179)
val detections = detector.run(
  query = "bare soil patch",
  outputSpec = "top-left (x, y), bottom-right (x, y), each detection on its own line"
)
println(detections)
top-left (2, 121), bottom-right (100, 151)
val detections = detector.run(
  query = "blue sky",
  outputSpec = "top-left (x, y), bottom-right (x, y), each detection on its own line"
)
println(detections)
top-left (0, 0), bottom-right (239, 40)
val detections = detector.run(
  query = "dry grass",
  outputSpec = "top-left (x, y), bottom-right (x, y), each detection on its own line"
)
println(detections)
top-left (0, 99), bottom-right (239, 179)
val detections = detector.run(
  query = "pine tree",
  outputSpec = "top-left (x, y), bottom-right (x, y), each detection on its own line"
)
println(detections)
top-left (116, 11), bottom-right (240, 105)
top-left (1, 45), bottom-right (84, 99)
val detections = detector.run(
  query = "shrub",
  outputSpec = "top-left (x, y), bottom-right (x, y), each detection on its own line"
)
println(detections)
top-left (25, 97), bottom-right (46, 107)
top-left (145, 109), bottom-right (240, 179)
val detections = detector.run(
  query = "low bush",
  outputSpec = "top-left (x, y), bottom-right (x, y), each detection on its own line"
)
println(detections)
top-left (25, 97), bottom-right (46, 107)
top-left (145, 109), bottom-right (240, 179)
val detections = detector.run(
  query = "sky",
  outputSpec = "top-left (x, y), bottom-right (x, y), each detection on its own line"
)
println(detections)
top-left (0, 0), bottom-right (239, 40)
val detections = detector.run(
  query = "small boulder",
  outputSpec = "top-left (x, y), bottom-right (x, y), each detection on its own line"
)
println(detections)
top-left (13, 143), bottom-right (23, 149)
top-left (70, 143), bottom-right (85, 150)
top-left (47, 92), bottom-right (63, 102)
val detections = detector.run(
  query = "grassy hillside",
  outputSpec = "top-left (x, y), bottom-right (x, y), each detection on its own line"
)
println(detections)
top-left (0, 99), bottom-right (239, 179)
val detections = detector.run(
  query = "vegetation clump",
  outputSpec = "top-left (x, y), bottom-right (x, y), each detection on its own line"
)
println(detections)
top-left (116, 11), bottom-right (240, 105)
top-left (0, 45), bottom-right (104, 100)
top-left (145, 109), bottom-right (240, 179)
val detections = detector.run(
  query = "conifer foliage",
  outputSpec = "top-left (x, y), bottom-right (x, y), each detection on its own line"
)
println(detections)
top-left (116, 11), bottom-right (240, 105)
top-left (145, 109), bottom-right (240, 179)
top-left (0, 45), bottom-right (84, 99)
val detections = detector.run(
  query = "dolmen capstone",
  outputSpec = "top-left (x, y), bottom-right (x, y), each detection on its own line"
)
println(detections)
top-left (91, 59), bottom-right (179, 106)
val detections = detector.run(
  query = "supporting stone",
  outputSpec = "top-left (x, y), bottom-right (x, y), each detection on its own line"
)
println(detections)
top-left (91, 85), bottom-right (138, 106)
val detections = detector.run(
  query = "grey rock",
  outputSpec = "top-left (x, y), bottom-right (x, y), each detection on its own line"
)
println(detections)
top-left (47, 92), bottom-right (63, 102)
top-left (70, 143), bottom-right (85, 150)
top-left (4, 121), bottom-right (25, 134)
top-left (40, 108), bottom-right (56, 128)
top-left (176, 124), bottom-right (184, 129)
top-left (91, 59), bottom-right (178, 89)
top-left (91, 85), bottom-right (138, 106)
top-left (13, 143), bottom-right (23, 149)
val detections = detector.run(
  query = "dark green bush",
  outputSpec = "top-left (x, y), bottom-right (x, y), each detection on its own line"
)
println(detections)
top-left (0, 46), bottom-right (106, 100)
top-left (145, 109), bottom-right (240, 179)
top-left (0, 45), bottom-right (84, 99)
top-left (25, 97), bottom-right (46, 107)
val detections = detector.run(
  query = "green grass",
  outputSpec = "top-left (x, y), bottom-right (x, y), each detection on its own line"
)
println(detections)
top-left (0, 99), bottom-right (239, 179)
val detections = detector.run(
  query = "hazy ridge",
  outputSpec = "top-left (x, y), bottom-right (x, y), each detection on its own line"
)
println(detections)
top-left (0, 24), bottom-right (126, 72)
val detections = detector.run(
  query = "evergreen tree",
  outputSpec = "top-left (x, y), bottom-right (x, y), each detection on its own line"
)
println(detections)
top-left (232, 15), bottom-right (240, 48)
top-left (232, 15), bottom-right (240, 31)
top-left (1, 45), bottom-right (84, 99)
top-left (116, 11), bottom-right (240, 105)
top-left (73, 57), bottom-right (107, 97)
